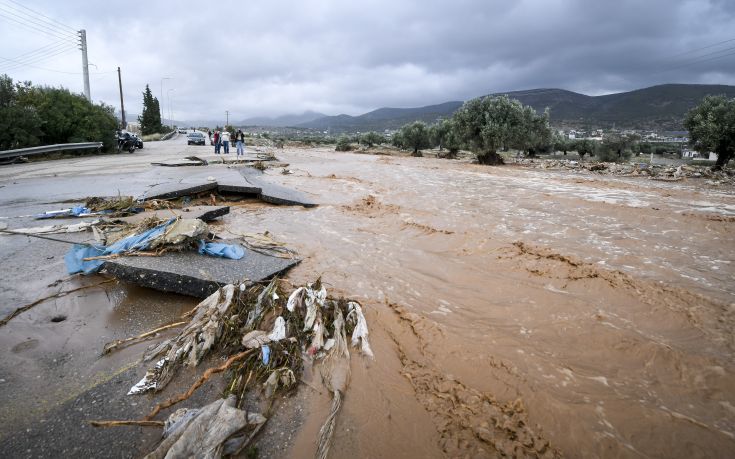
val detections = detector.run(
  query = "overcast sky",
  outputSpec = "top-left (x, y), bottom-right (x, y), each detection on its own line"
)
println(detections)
top-left (1, 0), bottom-right (734, 124)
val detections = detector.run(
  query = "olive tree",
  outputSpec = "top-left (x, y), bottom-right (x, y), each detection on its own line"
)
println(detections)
top-left (595, 133), bottom-right (633, 162)
top-left (684, 95), bottom-right (735, 169)
top-left (429, 119), bottom-right (451, 150)
top-left (398, 121), bottom-right (431, 156)
top-left (335, 135), bottom-right (352, 151)
top-left (359, 131), bottom-right (385, 148)
top-left (573, 139), bottom-right (596, 160)
top-left (451, 95), bottom-right (549, 164)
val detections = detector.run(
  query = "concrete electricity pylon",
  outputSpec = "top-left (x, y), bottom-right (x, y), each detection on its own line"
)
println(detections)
top-left (78, 29), bottom-right (90, 101)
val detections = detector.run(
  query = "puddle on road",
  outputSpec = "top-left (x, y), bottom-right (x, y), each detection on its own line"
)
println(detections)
top-left (0, 279), bottom-right (196, 433)
top-left (222, 149), bottom-right (735, 457)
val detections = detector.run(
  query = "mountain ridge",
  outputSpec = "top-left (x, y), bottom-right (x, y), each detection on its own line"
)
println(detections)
top-left (296, 84), bottom-right (735, 133)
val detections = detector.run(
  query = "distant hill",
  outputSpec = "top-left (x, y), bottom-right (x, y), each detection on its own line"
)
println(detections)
top-left (297, 84), bottom-right (735, 133)
top-left (238, 111), bottom-right (327, 127)
top-left (297, 101), bottom-right (462, 132)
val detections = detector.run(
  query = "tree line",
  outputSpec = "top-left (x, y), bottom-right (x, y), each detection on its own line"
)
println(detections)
top-left (337, 94), bottom-right (734, 168)
top-left (0, 74), bottom-right (119, 151)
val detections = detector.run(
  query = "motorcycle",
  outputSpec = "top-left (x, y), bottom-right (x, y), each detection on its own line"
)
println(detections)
top-left (116, 130), bottom-right (137, 153)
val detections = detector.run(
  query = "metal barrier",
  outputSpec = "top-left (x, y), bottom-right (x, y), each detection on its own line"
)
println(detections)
top-left (0, 142), bottom-right (103, 160)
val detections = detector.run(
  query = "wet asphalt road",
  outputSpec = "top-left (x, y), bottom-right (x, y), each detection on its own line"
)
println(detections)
top-left (0, 134), bottom-right (215, 457)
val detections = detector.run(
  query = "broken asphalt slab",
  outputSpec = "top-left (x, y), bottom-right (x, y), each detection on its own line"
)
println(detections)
top-left (137, 167), bottom-right (317, 207)
top-left (102, 248), bottom-right (300, 298)
top-left (139, 180), bottom-right (219, 201)
top-left (239, 168), bottom-right (317, 208)
top-left (111, 205), bottom-right (230, 224)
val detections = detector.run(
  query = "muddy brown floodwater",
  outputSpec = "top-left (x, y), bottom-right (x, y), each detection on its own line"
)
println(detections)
top-left (1, 143), bottom-right (732, 458)
top-left (222, 148), bottom-right (734, 458)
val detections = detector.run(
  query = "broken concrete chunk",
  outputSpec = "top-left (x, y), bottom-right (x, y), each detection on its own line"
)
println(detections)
top-left (103, 248), bottom-right (299, 298)
top-left (140, 180), bottom-right (219, 201)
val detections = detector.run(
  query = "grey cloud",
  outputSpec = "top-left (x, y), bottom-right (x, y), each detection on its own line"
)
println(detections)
top-left (1, 0), bottom-right (733, 122)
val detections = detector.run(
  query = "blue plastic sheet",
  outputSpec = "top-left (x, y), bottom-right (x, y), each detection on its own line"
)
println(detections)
top-left (65, 218), bottom-right (246, 275)
top-left (65, 219), bottom-right (175, 274)
top-left (261, 345), bottom-right (271, 365)
top-left (197, 240), bottom-right (245, 260)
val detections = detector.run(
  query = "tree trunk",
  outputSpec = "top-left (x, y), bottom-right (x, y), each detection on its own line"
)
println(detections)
top-left (714, 147), bottom-right (730, 169)
top-left (476, 150), bottom-right (504, 165)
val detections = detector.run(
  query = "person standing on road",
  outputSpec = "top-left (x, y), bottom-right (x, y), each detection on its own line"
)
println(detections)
top-left (235, 129), bottom-right (245, 156)
top-left (221, 129), bottom-right (231, 154)
top-left (213, 130), bottom-right (220, 154)
top-left (207, 129), bottom-right (212, 143)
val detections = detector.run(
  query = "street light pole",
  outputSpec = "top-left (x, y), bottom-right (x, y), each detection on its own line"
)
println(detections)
top-left (160, 77), bottom-right (172, 123)
top-left (167, 88), bottom-right (175, 129)
top-left (225, 110), bottom-right (229, 127)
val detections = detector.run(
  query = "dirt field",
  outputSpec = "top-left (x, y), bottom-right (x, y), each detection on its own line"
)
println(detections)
top-left (0, 141), bottom-right (733, 458)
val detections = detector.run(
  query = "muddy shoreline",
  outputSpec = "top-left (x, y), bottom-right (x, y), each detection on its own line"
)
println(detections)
top-left (1, 142), bottom-right (733, 457)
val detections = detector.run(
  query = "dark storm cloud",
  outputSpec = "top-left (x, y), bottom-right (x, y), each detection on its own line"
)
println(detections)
top-left (1, 0), bottom-right (733, 122)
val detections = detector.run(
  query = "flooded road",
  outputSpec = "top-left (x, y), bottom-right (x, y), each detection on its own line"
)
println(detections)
top-left (0, 142), bottom-right (733, 457)
top-left (223, 148), bottom-right (735, 458)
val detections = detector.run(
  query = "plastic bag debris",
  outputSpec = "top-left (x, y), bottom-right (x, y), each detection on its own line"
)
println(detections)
top-left (131, 285), bottom-right (236, 394)
top-left (197, 240), bottom-right (245, 259)
top-left (35, 205), bottom-right (92, 219)
top-left (267, 316), bottom-right (286, 341)
top-left (128, 358), bottom-right (166, 395)
top-left (286, 287), bottom-right (304, 312)
top-left (261, 344), bottom-right (271, 365)
top-left (263, 368), bottom-right (296, 398)
top-left (241, 330), bottom-right (270, 349)
top-left (145, 395), bottom-right (265, 459)
top-left (346, 301), bottom-right (374, 358)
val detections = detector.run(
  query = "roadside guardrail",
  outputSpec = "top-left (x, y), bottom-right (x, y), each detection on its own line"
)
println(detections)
top-left (0, 142), bottom-right (103, 161)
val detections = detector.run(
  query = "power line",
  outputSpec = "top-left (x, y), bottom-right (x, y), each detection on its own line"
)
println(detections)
top-left (0, 0), bottom-right (78, 34)
top-left (0, 47), bottom-right (78, 74)
top-left (0, 46), bottom-right (78, 74)
top-left (666, 37), bottom-right (735, 59)
top-left (0, 8), bottom-right (78, 43)
top-left (0, 40), bottom-right (75, 68)
top-left (654, 46), bottom-right (735, 74)
top-left (0, 7), bottom-right (77, 42)
top-left (0, 41), bottom-right (78, 72)
top-left (0, 0), bottom-right (78, 39)
top-left (6, 40), bottom-right (71, 62)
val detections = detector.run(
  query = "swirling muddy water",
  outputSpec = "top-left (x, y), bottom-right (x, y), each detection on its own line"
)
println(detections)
top-left (224, 148), bottom-right (734, 458)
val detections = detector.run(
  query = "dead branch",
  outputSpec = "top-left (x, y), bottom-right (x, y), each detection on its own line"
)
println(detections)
top-left (89, 420), bottom-right (164, 428)
top-left (0, 279), bottom-right (115, 327)
top-left (145, 349), bottom-right (256, 421)
top-left (102, 321), bottom-right (188, 355)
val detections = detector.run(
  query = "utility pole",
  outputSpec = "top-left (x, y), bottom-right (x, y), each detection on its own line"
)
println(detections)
top-left (78, 29), bottom-right (91, 101)
top-left (117, 67), bottom-right (126, 129)
top-left (225, 110), bottom-right (229, 127)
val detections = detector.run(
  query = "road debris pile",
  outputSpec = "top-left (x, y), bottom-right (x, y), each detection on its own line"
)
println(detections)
top-left (512, 158), bottom-right (735, 184)
top-left (64, 217), bottom-right (244, 275)
top-left (96, 279), bottom-right (373, 458)
top-left (36, 195), bottom-right (142, 219)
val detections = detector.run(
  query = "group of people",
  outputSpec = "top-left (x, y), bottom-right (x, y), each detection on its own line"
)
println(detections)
top-left (208, 129), bottom-right (246, 156)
